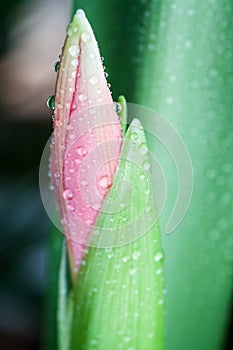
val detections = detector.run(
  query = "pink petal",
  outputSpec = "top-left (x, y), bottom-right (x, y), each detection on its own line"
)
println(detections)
top-left (51, 10), bottom-right (122, 278)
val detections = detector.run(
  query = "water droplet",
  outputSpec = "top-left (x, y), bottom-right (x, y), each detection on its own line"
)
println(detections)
top-left (124, 336), bottom-right (131, 343)
top-left (78, 93), bottom-right (87, 102)
top-left (130, 132), bottom-right (138, 140)
top-left (54, 61), bottom-right (60, 72)
top-left (77, 146), bottom-right (87, 157)
top-left (89, 76), bottom-right (99, 85)
top-left (81, 32), bottom-right (91, 43)
top-left (93, 202), bottom-right (101, 210)
top-left (166, 96), bottom-right (174, 105)
top-left (132, 251), bottom-right (141, 260)
top-left (158, 298), bottom-right (164, 305)
top-left (85, 219), bottom-right (93, 225)
top-left (71, 58), bottom-right (79, 67)
top-left (139, 143), bottom-right (148, 155)
top-left (156, 268), bottom-right (163, 275)
top-left (122, 256), bottom-right (130, 263)
top-left (104, 72), bottom-right (108, 78)
top-left (63, 189), bottom-right (73, 200)
top-left (49, 184), bottom-right (54, 191)
top-left (114, 102), bottom-right (122, 113)
top-left (47, 95), bottom-right (55, 110)
top-left (69, 45), bottom-right (79, 57)
top-left (147, 332), bottom-right (154, 339)
top-left (81, 180), bottom-right (89, 187)
top-left (129, 268), bottom-right (137, 276)
top-left (66, 24), bottom-right (73, 36)
top-left (71, 102), bottom-right (77, 111)
top-left (154, 251), bottom-right (164, 262)
top-left (67, 204), bottom-right (75, 211)
top-left (105, 248), bottom-right (112, 253)
top-left (143, 160), bottom-right (151, 171)
top-left (98, 175), bottom-right (112, 189)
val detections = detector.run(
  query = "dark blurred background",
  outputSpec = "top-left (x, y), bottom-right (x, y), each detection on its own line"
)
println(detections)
top-left (0, 0), bottom-right (70, 348)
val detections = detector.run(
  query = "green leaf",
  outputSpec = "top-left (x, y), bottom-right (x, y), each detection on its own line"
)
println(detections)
top-left (72, 1), bottom-right (233, 349)
top-left (57, 242), bottom-right (73, 350)
top-left (117, 95), bottom-right (127, 135)
top-left (71, 119), bottom-right (164, 349)
top-left (43, 227), bottom-right (63, 350)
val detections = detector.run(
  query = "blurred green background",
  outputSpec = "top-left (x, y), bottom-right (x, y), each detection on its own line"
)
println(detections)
top-left (0, 0), bottom-right (232, 349)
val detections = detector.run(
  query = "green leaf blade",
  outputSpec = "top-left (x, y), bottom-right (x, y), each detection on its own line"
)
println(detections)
top-left (71, 119), bottom-right (164, 350)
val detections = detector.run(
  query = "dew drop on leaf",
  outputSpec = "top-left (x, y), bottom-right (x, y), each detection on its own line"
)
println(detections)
top-left (139, 143), bottom-right (148, 155)
top-left (143, 160), bottom-right (151, 171)
top-left (154, 251), bottom-right (164, 262)
top-left (130, 132), bottom-right (138, 140)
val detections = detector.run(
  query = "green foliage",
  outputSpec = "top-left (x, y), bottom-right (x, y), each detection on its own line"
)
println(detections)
top-left (70, 119), bottom-right (164, 350)
top-left (71, 1), bottom-right (233, 349)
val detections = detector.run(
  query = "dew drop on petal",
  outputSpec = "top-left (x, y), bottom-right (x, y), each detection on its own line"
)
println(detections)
top-left (67, 204), bottom-right (75, 212)
top-left (54, 61), bottom-right (60, 72)
top-left (69, 45), bottom-right (80, 57)
top-left (114, 102), bottom-right (122, 113)
top-left (81, 180), bottom-right (89, 187)
top-left (47, 95), bottom-right (55, 110)
top-left (63, 189), bottom-right (74, 200)
top-left (89, 76), bottom-right (99, 85)
top-left (79, 93), bottom-right (87, 102)
top-left (77, 146), bottom-right (87, 157)
top-left (98, 175), bottom-right (112, 189)
top-left (81, 32), bottom-right (91, 43)
top-left (71, 58), bottom-right (79, 67)
top-left (71, 102), bottom-right (77, 111)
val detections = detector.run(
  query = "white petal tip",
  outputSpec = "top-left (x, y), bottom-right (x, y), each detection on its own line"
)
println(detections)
top-left (75, 9), bottom-right (86, 19)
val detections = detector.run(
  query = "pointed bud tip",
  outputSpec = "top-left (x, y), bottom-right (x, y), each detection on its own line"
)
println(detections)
top-left (129, 118), bottom-right (144, 130)
top-left (75, 9), bottom-right (86, 19)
